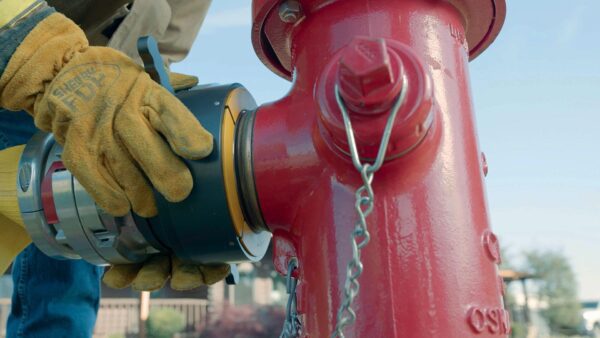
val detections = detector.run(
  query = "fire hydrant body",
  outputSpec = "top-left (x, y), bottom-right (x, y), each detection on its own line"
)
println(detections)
top-left (4, 0), bottom-right (510, 336)
top-left (250, 0), bottom-right (508, 336)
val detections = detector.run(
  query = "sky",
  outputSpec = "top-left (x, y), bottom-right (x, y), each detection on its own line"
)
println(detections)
top-left (171, 1), bottom-right (600, 300)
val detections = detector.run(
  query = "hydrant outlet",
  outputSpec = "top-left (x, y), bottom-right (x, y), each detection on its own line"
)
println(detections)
top-left (318, 38), bottom-right (436, 162)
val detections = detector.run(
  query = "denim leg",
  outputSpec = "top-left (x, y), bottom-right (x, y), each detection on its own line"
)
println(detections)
top-left (0, 110), bottom-right (104, 337)
top-left (7, 245), bottom-right (104, 338)
top-left (0, 110), bottom-right (38, 147)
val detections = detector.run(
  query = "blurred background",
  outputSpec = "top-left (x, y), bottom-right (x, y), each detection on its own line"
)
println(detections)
top-left (1, 0), bottom-right (599, 337)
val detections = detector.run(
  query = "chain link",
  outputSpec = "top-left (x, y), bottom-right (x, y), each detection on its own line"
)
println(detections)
top-left (329, 164), bottom-right (374, 338)
top-left (330, 75), bottom-right (408, 338)
top-left (280, 258), bottom-right (302, 338)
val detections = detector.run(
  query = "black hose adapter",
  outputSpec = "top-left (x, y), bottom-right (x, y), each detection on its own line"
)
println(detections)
top-left (143, 83), bottom-right (271, 264)
top-left (18, 84), bottom-right (271, 269)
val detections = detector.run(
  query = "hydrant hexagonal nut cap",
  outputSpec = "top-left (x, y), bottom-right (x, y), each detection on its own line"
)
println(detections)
top-left (338, 37), bottom-right (403, 113)
top-left (318, 38), bottom-right (435, 160)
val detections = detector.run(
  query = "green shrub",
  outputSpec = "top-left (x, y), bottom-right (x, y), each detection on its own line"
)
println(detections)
top-left (146, 308), bottom-right (185, 338)
top-left (510, 322), bottom-right (527, 338)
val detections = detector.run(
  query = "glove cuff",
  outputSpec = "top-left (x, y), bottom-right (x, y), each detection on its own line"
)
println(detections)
top-left (0, 13), bottom-right (89, 113)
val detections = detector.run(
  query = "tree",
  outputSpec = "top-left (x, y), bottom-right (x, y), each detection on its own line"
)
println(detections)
top-left (499, 246), bottom-right (528, 338)
top-left (523, 249), bottom-right (581, 334)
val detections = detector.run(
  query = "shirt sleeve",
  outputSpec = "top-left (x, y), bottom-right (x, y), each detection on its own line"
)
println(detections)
top-left (159, 0), bottom-right (212, 65)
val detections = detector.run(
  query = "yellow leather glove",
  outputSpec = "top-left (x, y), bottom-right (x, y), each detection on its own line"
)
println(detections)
top-left (103, 256), bottom-right (231, 291)
top-left (0, 81), bottom-right (227, 287)
top-left (102, 73), bottom-right (230, 292)
top-left (0, 14), bottom-right (228, 290)
top-left (0, 13), bottom-right (213, 218)
top-left (169, 72), bottom-right (199, 91)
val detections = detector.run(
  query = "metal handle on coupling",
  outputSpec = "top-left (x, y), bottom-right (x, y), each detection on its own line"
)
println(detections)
top-left (40, 161), bottom-right (65, 225)
top-left (137, 36), bottom-right (174, 93)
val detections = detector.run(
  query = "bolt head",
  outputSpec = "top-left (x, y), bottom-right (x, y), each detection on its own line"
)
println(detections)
top-left (279, 1), bottom-right (302, 23)
top-left (481, 152), bottom-right (489, 176)
top-left (338, 38), bottom-right (395, 99)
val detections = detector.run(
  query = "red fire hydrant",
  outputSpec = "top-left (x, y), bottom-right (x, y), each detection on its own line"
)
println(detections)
top-left (250, 0), bottom-right (509, 337)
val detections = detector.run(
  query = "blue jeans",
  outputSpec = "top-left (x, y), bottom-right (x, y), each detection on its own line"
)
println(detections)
top-left (0, 110), bottom-right (103, 338)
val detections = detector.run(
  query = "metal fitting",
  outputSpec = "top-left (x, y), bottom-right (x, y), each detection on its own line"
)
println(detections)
top-left (235, 110), bottom-right (268, 233)
top-left (337, 37), bottom-right (404, 115)
top-left (278, 0), bottom-right (302, 24)
top-left (18, 85), bottom-right (272, 268)
top-left (18, 133), bottom-right (157, 265)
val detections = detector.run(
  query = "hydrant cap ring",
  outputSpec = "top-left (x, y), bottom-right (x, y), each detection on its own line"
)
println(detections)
top-left (251, 0), bottom-right (507, 80)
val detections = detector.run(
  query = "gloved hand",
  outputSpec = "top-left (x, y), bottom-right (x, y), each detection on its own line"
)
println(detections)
top-left (0, 13), bottom-right (212, 217)
top-left (169, 72), bottom-right (200, 91)
top-left (0, 13), bottom-right (228, 289)
top-left (103, 256), bottom-right (231, 291)
top-left (102, 72), bottom-right (230, 292)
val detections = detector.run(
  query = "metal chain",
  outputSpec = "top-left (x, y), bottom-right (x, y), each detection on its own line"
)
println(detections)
top-left (330, 74), bottom-right (409, 338)
top-left (280, 258), bottom-right (302, 338)
top-left (276, 74), bottom-right (408, 338)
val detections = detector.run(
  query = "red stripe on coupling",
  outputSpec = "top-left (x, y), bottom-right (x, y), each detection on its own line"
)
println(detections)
top-left (41, 161), bottom-right (65, 225)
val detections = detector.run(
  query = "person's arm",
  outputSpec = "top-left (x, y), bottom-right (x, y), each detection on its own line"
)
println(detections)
top-left (159, 0), bottom-right (212, 65)
top-left (0, 11), bottom-right (211, 216)
top-left (105, 0), bottom-right (211, 67)
top-left (0, 4), bottom-right (228, 289)
top-left (0, 1), bottom-right (54, 75)
top-left (0, 0), bottom-right (51, 275)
